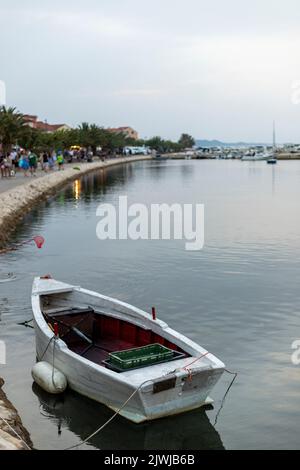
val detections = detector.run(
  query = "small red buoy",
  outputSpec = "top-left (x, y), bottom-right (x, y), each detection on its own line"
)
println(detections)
top-left (33, 236), bottom-right (45, 249)
top-left (152, 307), bottom-right (156, 321)
top-left (53, 322), bottom-right (59, 338)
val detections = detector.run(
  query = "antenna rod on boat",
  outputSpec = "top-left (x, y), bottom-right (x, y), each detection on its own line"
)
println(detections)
top-left (152, 307), bottom-right (156, 321)
top-left (273, 120), bottom-right (276, 151)
top-left (54, 322), bottom-right (59, 338)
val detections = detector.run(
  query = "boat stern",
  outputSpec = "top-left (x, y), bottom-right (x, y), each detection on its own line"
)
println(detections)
top-left (117, 355), bottom-right (225, 423)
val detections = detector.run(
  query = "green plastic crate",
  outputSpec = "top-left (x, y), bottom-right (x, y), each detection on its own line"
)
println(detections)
top-left (108, 343), bottom-right (174, 370)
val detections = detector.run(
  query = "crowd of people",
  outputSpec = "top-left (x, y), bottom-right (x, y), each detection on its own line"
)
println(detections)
top-left (0, 148), bottom-right (97, 178)
top-left (0, 146), bottom-right (139, 180)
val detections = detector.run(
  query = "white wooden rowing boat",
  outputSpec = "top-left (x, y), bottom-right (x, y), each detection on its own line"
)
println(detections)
top-left (32, 277), bottom-right (225, 423)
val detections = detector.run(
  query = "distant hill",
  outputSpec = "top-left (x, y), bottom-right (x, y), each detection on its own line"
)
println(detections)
top-left (196, 139), bottom-right (269, 148)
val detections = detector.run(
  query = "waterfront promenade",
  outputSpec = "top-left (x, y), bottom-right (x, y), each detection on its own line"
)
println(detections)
top-left (0, 159), bottom-right (127, 194)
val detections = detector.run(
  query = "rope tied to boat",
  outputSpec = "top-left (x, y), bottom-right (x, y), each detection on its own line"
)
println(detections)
top-left (183, 351), bottom-right (210, 381)
top-left (18, 318), bottom-right (34, 329)
top-left (38, 332), bottom-right (60, 391)
top-left (214, 369), bottom-right (238, 426)
top-left (64, 378), bottom-right (154, 451)
top-left (39, 335), bottom-right (55, 362)
top-left (0, 272), bottom-right (17, 283)
top-left (60, 358), bottom-right (237, 450)
top-left (181, 353), bottom-right (238, 423)
top-left (0, 236), bottom-right (45, 255)
top-left (0, 415), bottom-right (31, 450)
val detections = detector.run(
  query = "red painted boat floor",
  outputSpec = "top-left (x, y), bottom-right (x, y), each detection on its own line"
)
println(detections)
top-left (44, 309), bottom-right (187, 369)
top-left (81, 346), bottom-right (109, 363)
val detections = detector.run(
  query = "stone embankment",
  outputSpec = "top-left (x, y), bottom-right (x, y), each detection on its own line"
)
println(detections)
top-left (0, 379), bottom-right (32, 450)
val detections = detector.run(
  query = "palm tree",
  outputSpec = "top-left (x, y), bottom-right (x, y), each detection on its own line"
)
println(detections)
top-left (0, 106), bottom-right (26, 153)
top-left (77, 122), bottom-right (108, 153)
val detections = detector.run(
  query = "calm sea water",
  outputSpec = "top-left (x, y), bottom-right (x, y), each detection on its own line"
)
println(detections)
top-left (1, 159), bottom-right (300, 450)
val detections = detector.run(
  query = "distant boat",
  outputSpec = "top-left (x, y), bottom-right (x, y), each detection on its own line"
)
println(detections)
top-left (241, 153), bottom-right (268, 161)
top-left (267, 121), bottom-right (278, 164)
top-left (152, 153), bottom-right (169, 160)
top-left (32, 277), bottom-right (225, 423)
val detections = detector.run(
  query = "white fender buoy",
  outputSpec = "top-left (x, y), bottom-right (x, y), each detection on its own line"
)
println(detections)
top-left (32, 362), bottom-right (67, 394)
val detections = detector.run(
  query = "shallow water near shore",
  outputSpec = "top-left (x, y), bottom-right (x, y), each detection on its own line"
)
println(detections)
top-left (1, 159), bottom-right (300, 450)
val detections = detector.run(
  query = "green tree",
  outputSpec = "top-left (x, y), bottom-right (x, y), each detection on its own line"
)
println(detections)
top-left (145, 136), bottom-right (182, 153)
top-left (0, 106), bottom-right (26, 153)
top-left (77, 123), bottom-right (109, 153)
top-left (104, 131), bottom-right (128, 152)
top-left (18, 126), bottom-right (41, 150)
top-left (178, 133), bottom-right (195, 149)
top-left (145, 136), bottom-right (164, 152)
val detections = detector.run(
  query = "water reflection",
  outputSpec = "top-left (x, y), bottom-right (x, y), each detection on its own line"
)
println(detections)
top-left (66, 164), bottom-right (136, 204)
top-left (32, 384), bottom-right (225, 450)
top-left (10, 163), bottom-right (139, 244)
top-left (73, 179), bottom-right (81, 201)
top-left (2, 160), bottom-right (300, 450)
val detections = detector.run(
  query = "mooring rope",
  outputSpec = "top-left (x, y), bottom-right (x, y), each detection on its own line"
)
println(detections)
top-left (0, 415), bottom-right (31, 450)
top-left (64, 382), bottom-right (148, 450)
top-left (0, 236), bottom-right (45, 255)
top-left (18, 318), bottom-right (34, 329)
top-left (62, 354), bottom-right (238, 450)
top-left (39, 336), bottom-right (55, 361)
top-left (183, 351), bottom-right (210, 371)
top-left (0, 273), bottom-right (17, 283)
top-left (64, 375), bottom-right (167, 451)
top-left (37, 334), bottom-right (60, 391)
top-left (52, 337), bottom-right (58, 389)
top-left (214, 369), bottom-right (238, 426)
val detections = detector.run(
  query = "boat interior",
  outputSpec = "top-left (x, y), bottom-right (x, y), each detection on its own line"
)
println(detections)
top-left (41, 301), bottom-right (189, 372)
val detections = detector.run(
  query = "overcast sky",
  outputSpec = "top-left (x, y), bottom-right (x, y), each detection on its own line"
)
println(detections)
top-left (1, 0), bottom-right (300, 142)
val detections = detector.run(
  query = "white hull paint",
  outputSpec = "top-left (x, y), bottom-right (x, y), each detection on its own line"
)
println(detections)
top-left (32, 278), bottom-right (225, 423)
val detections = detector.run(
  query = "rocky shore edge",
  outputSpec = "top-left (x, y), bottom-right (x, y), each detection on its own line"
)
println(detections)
top-left (0, 379), bottom-right (33, 450)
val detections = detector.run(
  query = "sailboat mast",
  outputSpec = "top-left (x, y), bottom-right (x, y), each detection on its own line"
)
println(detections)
top-left (273, 121), bottom-right (276, 150)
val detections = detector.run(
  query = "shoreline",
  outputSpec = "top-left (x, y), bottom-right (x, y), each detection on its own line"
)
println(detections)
top-left (0, 155), bottom-right (150, 249)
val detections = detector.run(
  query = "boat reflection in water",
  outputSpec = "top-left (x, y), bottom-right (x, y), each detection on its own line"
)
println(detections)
top-left (32, 384), bottom-right (225, 450)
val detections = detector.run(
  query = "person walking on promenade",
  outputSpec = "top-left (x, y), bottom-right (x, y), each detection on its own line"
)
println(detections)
top-left (7, 152), bottom-right (15, 176)
top-left (42, 151), bottom-right (49, 172)
top-left (28, 150), bottom-right (38, 176)
top-left (9, 149), bottom-right (18, 173)
top-left (52, 150), bottom-right (57, 165)
top-left (87, 148), bottom-right (93, 162)
top-left (19, 151), bottom-right (29, 177)
top-left (48, 153), bottom-right (55, 171)
top-left (0, 154), bottom-right (8, 178)
top-left (1, 153), bottom-right (12, 177)
top-left (57, 151), bottom-right (64, 170)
